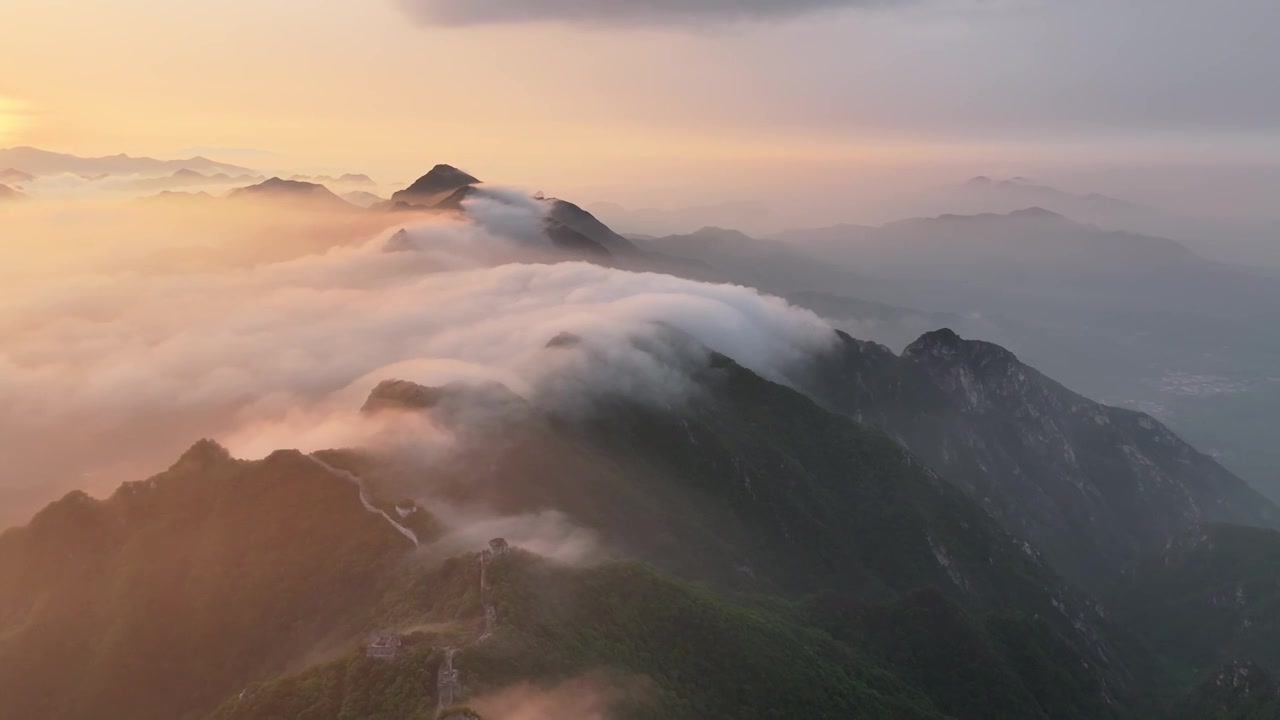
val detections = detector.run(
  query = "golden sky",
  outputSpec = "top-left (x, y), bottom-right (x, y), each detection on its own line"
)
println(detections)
top-left (0, 1), bottom-right (1034, 191)
top-left (3, 0), bottom-right (1278, 215)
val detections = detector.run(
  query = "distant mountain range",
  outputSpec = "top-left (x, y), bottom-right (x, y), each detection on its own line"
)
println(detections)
top-left (340, 190), bottom-right (386, 208)
top-left (137, 165), bottom-right (641, 265)
top-left (589, 199), bottom-right (773, 237)
top-left (881, 176), bottom-right (1280, 269)
top-left (0, 146), bottom-right (255, 177)
top-left (878, 176), bottom-right (1199, 240)
top-left (781, 206), bottom-right (1195, 275)
top-left (226, 176), bottom-right (353, 208)
top-left (132, 168), bottom-right (266, 191)
top-left (290, 173), bottom-right (375, 186)
top-left (0, 183), bottom-right (22, 201)
top-left (637, 210), bottom-right (1280, 501)
top-left (0, 168), bottom-right (34, 185)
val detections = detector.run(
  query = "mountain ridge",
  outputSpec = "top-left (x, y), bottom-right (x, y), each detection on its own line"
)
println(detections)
top-left (0, 145), bottom-right (254, 177)
top-left (803, 329), bottom-right (1280, 592)
top-left (2, 324), bottom-right (1273, 717)
top-left (227, 176), bottom-right (355, 208)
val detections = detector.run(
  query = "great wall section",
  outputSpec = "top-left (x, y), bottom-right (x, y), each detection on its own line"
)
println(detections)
top-left (436, 537), bottom-right (508, 718)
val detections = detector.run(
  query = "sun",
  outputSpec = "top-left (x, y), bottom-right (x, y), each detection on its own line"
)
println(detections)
top-left (0, 96), bottom-right (27, 145)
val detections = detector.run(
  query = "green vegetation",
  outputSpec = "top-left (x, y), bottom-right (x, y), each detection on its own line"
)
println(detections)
top-left (212, 643), bottom-right (443, 720)
top-left (809, 589), bottom-right (1115, 720)
top-left (212, 552), bottom-right (948, 720)
top-left (210, 550), bottom-right (1121, 720)
top-left (473, 556), bottom-right (945, 719)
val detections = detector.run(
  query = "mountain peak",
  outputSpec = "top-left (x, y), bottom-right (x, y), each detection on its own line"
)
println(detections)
top-left (402, 164), bottom-right (480, 196)
top-left (384, 228), bottom-right (414, 252)
top-left (545, 331), bottom-right (583, 349)
top-left (903, 328), bottom-right (1018, 368)
top-left (362, 379), bottom-right (448, 413)
top-left (228, 177), bottom-right (350, 207)
top-left (688, 226), bottom-right (755, 241)
top-left (363, 378), bottom-right (524, 413)
top-left (903, 328), bottom-right (964, 357)
top-left (1008, 206), bottom-right (1066, 221)
top-left (361, 379), bottom-right (528, 428)
top-left (0, 168), bottom-right (35, 183)
top-left (171, 439), bottom-right (233, 472)
top-left (545, 199), bottom-right (636, 254)
top-left (258, 176), bottom-right (310, 190)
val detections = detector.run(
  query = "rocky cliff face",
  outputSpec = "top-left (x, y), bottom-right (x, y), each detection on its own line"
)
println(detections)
top-left (804, 329), bottom-right (1279, 591)
top-left (1116, 524), bottom-right (1280, 676)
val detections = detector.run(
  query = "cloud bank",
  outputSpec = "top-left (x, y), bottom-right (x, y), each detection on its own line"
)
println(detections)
top-left (399, 0), bottom-right (902, 27)
top-left (0, 191), bottom-right (835, 524)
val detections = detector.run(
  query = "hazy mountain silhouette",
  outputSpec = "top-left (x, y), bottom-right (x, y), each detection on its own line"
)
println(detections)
top-left (0, 168), bottom-right (34, 185)
top-left (340, 190), bottom-right (386, 208)
top-left (881, 176), bottom-right (1280, 267)
top-left (133, 169), bottom-right (265, 191)
top-left (640, 211), bottom-right (1280, 502)
top-left (227, 177), bottom-right (354, 208)
top-left (589, 199), bottom-right (773, 236)
top-left (290, 173), bottom-right (375, 186)
top-left (0, 146), bottom-right (254, 177)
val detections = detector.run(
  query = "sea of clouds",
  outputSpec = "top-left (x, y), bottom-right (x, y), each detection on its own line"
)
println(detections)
top-left (0, 189), bottom-right (836, 526)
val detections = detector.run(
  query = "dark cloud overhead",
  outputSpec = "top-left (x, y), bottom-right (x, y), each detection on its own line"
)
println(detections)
top-left (400, 0), bottom-right (904, 27)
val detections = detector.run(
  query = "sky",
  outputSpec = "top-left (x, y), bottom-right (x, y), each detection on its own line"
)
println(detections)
top-left (2, 0), bottom-right (1279, 220)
